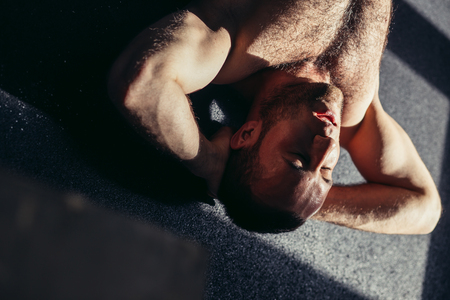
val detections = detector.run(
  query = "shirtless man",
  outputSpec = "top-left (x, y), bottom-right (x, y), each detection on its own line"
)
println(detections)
top-left (108, 0), bottom-right (441, 233)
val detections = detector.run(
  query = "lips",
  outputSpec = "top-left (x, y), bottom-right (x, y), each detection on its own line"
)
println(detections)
top-left (313, 110), bottom-right (337, 126)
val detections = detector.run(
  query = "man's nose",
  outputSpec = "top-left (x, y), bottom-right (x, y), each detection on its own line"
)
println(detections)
top-left (309, 135), bottom-right (339, 171)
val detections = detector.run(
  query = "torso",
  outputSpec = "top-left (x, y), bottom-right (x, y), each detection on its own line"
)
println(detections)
top-left (213, 0), bottom-right (392, 127)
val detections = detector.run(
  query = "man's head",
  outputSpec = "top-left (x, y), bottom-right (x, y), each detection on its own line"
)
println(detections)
top-left (218, 71), bottom-right (343, 233)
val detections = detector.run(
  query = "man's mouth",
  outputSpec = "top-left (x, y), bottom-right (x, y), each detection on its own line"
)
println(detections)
top-left (313, 110), bottom-right (337, 126)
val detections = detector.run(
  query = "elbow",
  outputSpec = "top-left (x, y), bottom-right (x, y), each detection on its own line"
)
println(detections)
top-left (416, 191), bottom-right (442, 234)
top-left (108, 51), bottom-right (170, 117)
top-left (108, 47), bottom-right (147, 113)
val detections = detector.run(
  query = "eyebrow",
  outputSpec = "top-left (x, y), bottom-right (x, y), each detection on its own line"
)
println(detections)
top-left (285, 158), bottom-right (333, 187)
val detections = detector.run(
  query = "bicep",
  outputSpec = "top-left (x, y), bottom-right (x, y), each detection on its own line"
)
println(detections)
top-left (343, 96), bottom-right (435, 195)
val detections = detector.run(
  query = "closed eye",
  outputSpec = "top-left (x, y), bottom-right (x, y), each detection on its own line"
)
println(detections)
top-left (285, 158), bottom-right (333, 186)
top-left (285, 157), bottom-right (306, 172)
top-left (291, 152), bottom-right (309, 169)
top-left (321, 167), bottom-right (333, 185)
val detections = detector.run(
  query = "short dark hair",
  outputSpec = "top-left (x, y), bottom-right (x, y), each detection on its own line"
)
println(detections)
top-left (217, 82), bottom-right (332, 233)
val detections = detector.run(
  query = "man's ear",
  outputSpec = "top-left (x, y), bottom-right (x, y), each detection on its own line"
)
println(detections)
top-left (230, 121), bottom-right (261, 150)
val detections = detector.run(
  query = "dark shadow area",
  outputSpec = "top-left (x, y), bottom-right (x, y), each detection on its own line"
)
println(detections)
top-left (0, 0), bottom-right (219, 203)
top-left (0, 0), bottom-right (252, 205)
top-left (387, 1), bottom-right (450, 299)
top-left (0, 168), bottom-right (208, 300)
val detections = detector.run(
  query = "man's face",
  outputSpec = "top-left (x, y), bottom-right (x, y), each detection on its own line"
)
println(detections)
top-left (249, 81), bottom-right (343, 220)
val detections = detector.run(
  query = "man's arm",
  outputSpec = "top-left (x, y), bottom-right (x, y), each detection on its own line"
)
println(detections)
top-left (108, 8), bottom-right (234, 194)
top-left (313, 91), bottom-right (442, 234)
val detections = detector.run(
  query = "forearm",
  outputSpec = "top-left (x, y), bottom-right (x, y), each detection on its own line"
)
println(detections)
top-left (122, 77), bottom-right (222, 178)
top-left (313, 183), bottom-right (441, 234)
top-left (123, 79), bottom-right (200, 160)
top-left (324, 93), bottom-right (442, 234)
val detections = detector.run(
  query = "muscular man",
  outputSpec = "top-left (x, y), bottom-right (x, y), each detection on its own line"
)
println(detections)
top-left (108, 0), bottom-right (441, 234)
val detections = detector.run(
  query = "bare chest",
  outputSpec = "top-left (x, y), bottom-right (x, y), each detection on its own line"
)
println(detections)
top-left (246, 0), bottom-right (351, 65)
top-left (219, 0), bottom-right (390, 78)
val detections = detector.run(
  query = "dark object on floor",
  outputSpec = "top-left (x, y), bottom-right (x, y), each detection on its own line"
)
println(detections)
top-left (0, 168), bottom-right (208, 300)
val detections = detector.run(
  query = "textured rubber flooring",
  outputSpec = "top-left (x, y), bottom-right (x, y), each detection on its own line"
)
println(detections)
top-left (1, 0), bottom-right (449, 299)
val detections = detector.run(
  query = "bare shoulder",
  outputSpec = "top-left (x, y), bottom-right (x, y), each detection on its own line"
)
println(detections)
top-left (109, 6), bottom-right (235, 101)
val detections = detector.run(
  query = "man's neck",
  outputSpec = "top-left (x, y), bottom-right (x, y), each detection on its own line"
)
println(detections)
top-left (231, 68), bottom-right (329, 103)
